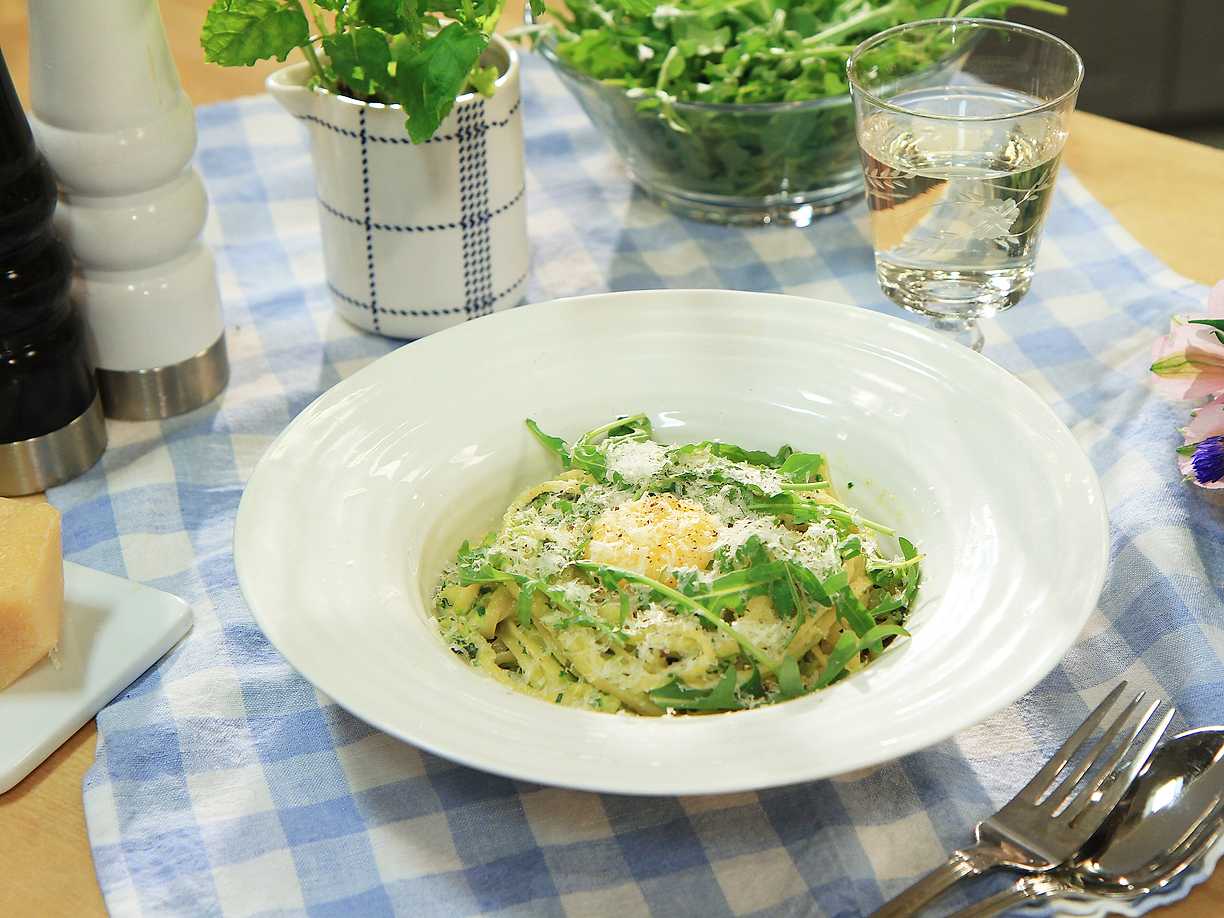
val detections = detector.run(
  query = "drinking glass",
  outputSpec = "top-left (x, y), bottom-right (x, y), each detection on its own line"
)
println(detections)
top-left (848, 19), bottom-right (1083, 350)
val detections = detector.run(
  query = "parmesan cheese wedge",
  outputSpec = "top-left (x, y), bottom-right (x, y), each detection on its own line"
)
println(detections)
top-left (0, 498), bottom-right (64, 690)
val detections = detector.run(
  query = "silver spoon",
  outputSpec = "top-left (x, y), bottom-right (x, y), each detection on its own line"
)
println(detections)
top-left (951, 726), bottom-right (1224, 917)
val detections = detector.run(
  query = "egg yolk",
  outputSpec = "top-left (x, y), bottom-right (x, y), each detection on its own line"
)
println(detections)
top-left (586, 494), bottom-right (719, 585)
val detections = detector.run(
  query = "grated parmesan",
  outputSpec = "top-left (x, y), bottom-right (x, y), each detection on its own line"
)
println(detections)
top-left (605, 439), bottom-right (669, 485)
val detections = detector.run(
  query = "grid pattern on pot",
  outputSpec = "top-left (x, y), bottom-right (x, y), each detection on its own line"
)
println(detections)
top-left (300, 96), bottom-right (522, 145)
top-left (307, 97), bottom-right (525, 321)
top-left (59, 56), bottom-right (1224, 918)
top-left (357, 108), bottom-right (381, 333)
top-left (458, 100), bottom-right (495, 317)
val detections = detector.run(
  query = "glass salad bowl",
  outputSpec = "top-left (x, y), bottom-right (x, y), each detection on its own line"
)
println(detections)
top-left (533, 35), bottom-right (863, 226)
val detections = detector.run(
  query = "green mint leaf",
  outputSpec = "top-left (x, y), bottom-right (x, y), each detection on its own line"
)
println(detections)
top-left (528, 0), bottom-right (547, 16)
top-left (392, 22), bottom-right (488, 143)
top-left (467, 64), bottom-right (499, 97)
top-left (201, 0), bottom-right (309, 66)
top-left (350, 0), bottom-right (404, 31)
top-left (322, 27), bottom-right (392, 97)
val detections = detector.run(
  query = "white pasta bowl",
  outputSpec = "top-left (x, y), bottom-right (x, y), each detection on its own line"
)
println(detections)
top-left (234, 289), bottom-right (1108, 795)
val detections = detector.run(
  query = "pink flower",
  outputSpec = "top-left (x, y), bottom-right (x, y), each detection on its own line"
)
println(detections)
top-left (1209, 281), bottom-right (1224, 318)
top-left (1150, 281), bottom-right (1224, 400)
top-left (1179, 402), bottom-right (1224, 488)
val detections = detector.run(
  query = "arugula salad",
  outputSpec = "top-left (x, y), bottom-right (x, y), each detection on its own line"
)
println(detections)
top-left (526, 0), bottom-right (1065, 207)
top-left (431, 416), bottom-right (920, 715)
top-left (544, 0), bottom-right (1066, 107)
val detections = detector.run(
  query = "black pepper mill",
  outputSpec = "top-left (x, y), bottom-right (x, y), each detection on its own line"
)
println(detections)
top-left (0, 48), bottom-right (105, 495)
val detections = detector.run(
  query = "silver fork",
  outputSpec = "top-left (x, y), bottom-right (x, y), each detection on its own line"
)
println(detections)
top-left (870, 682), bottom-right (1175, 917)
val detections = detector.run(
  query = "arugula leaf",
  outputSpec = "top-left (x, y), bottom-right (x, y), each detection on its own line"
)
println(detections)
top-left (834, 587), bottom-right (875, 638)
top-left (649, 665), bottom-right (742, 711)
top-left (774, 656), bottom-right (805, 698)
top-left (516, 582), bottom-right (536, 627)
top-left (322, 26), bottom-right (392, 97)
top-left (812, 632), bottom-right (859, 689)
top-left (612, 0), bottom-right (658, 16)
top-left (526, 418), bottom-right (572, 467)
top-left (575, 561), bottom-right (783, 673)
top-left (898, 536), bottom-right (921, 608)
top-left (822, 569), bottom-right (850, 595)
top-left (778, 452), bottom-right (827, 483)
top-left (394, 23), bottom-right (489, 143)
top-left (769, 569), bottom-right (798, 619)
top-left (671, 441), bottom-right (793, 468)
top-left (814, 624), bottom-right (911, 689)
top-left (739, 664), bottom-right (764, 698)
top-left (600, 415), bottom-right (653, 441)
top-left (201, 0), bottom-right (309, 66)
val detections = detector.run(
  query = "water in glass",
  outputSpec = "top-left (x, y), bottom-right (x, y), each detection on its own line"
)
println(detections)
top-left (858, 87), bottom-right (1064, 320)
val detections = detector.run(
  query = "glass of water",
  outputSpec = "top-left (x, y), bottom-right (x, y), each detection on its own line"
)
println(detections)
top-left (848, 19), bottom-right (1082, 350)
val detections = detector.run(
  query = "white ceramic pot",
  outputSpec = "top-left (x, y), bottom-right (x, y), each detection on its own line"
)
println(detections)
top-left (267, 36), bottom-right (529, 339)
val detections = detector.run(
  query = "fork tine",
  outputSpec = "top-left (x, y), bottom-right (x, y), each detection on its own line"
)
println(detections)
top-left (1064, 703), bottom-right (1173, 828)
top-left (1042, 690), bottom-right (1147, 812)
top-left (1012, 681), bottom-right (1128, 805)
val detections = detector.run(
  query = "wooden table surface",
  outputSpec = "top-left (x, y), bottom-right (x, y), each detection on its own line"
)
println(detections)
top-left (1, 2), bottom-right (1223, 916)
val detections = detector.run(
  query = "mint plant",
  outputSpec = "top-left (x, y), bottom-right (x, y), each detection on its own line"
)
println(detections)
top-left (201, 0), bottom-right (543, 142)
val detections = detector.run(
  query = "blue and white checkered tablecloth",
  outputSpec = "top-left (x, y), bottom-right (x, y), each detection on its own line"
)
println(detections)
top-left (52, 55), bottom-right (1224, 916)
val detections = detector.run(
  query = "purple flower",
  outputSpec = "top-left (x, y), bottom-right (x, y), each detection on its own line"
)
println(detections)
top-left (1190, 436), bottom-right (1224, 485)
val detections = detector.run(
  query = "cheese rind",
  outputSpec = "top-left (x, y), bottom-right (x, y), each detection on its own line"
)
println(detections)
top-left (0, 498), bottom-right (64, 690)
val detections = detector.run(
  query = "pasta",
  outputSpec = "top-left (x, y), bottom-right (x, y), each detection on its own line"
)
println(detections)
top-left (431, 415), bottom-right (921, 715)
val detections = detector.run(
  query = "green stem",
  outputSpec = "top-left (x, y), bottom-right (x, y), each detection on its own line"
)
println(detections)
top-left (300, 39), bottom-right (327, 85)
top-left (656, 46), bottom-right (682, 95)
top-left (868, 555), bottom-right (923, 571)
top-left (955, 0), bottom-right (1068, 17)
top-left (305, 0), bottom-right (330, 37)
top-left (803, 0), bottom-right (904, 45)
top-left (578, 413), bottom-right (649, 447)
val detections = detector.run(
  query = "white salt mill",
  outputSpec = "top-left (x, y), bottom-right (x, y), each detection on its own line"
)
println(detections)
top-left (27, 0), bottom-right (228, 419)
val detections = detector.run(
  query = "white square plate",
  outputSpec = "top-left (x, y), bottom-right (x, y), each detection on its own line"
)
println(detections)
top-left (0, 562), bottom-right (192, 794)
